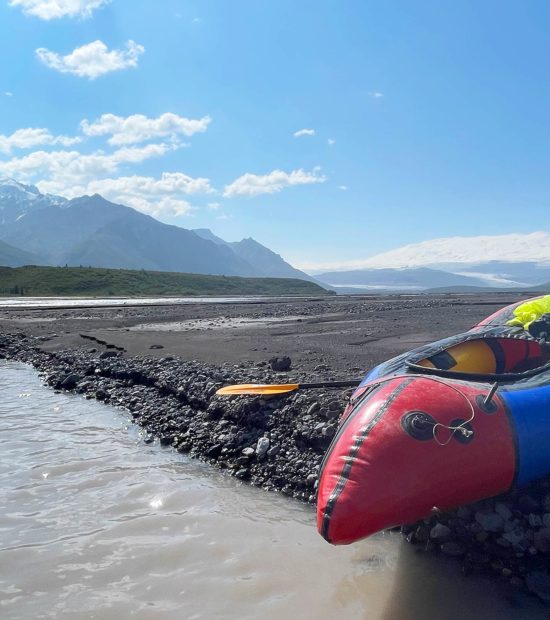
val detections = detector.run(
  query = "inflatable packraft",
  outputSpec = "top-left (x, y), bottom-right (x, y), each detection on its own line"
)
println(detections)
top-left (317, 296), bottom-right (550, 545)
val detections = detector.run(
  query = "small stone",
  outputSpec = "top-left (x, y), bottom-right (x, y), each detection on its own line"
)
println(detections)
top-left (518, 495), bottom-right (539, 513)
top-left (528, 513), bottom-right (542, 527)
top-left (99, 351), bottom-right (118, 359)
top-left (235, 468), bottom-right (250, 480)
top-left (495, 502), bottom-right (513, 521)
top-left (256, 437), bottom-right (270, 458)
top-left (533, 528), bottom-right (550, 554)
top-left (441, 542), bottom-right (465, 557)
top-left (475, 511), bottom-right (504, 533)
top-left (430, 523), bottom-right (451, 540)
top-left (327, 400), bottom-right (340, 412)
top-left (268, 356), bottom-right (291, 372)
top-left (543, 513), bottom-right (550, 528)
top-left (307, 402), bottom-right (320, 415)
top-left (502, 529), bottom-right (526, 547)
top-left (456, 505), bottom-right (472, 520)
top-left (324, 407), bottom-right (340, 420)
top-left (242, 447), bottom-right (255, 457)
top-left (496, 537), bottom-right (512, 548)
top-left (149, 344), bottom-right (164, 350)
top-left (61, 373), bottom-right (82, 389)
top-left (267, 445), bottom-right (281, 458)
top-left (526, 571), bottom-right (550, 602)
top-left (476, 532), bottom-right (489, 543)
top-left (306, 474), bottom-right (317, 488)
top-left (206, 444), bottom-right (223, 458)
top-left (413, 525), bottom-right (430, 543)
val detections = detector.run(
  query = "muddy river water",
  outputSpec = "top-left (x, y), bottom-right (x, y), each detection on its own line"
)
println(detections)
top-left (0, 361), bottom-right (546, 619)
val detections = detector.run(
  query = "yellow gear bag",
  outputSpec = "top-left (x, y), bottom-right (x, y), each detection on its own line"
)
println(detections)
top-left (507, 295), bottom-right (550, 330)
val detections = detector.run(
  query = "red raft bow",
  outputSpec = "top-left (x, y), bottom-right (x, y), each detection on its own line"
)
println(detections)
top-left (317, 296), bottom-right (550, 544)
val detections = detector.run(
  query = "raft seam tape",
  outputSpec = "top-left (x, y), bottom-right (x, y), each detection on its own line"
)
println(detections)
top-left (321, 377), bottom-right (415, 542)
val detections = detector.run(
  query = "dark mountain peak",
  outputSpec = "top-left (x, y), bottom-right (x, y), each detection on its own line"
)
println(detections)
top-left (0, 177), bottom-right (41, 195)
top-left (0, 180), bottom-right (317, 283)
top-left (192, 228), bottom-right (230, 246)
top-left (229, 237), bottom-right (317, 282)
top-left (67, 193), bottom-right (117, 208)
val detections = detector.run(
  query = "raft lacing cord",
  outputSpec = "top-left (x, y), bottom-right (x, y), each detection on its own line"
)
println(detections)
top-left (418, 375), bottom-right (476, 446)
top-left (352, 374), bottom-right (477, 446)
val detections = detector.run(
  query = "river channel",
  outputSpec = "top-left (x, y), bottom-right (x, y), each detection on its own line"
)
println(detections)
top-left (0, 361), bottom-right (546, 619)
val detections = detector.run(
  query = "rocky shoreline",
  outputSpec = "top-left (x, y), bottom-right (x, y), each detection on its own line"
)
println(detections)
top-left (2, 328), bottom-right (550, 604)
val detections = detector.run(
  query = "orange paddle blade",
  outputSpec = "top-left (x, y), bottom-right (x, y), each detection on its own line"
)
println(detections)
top-left (216, 383), bottom-right (300, 396)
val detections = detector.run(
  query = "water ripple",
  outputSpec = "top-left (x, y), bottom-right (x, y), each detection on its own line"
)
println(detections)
top-left (1, 361), bottom-right (547, 620)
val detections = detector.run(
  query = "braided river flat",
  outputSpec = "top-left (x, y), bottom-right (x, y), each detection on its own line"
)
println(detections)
top-left (0, 361), bottom-right (546, 619)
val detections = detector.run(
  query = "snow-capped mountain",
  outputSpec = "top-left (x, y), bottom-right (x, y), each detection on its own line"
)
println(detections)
top-left (0, 179), bottom-right (314, 281)
top-left (312, 232), bottom-right (550, 271)
top-left (0, 178), bottom-right (67, 226)
top-left (312, 233), bottom-right (550, 291)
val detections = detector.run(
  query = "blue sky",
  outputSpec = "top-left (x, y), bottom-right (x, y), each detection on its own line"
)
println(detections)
top-left (0, 0), bottom-right (549, 270)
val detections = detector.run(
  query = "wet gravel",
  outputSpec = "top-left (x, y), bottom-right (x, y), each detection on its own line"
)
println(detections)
top-left (2, 319), bottom-right (550, 604)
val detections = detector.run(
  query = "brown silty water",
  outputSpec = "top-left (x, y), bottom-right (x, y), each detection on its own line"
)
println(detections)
top-left (0, 361), bottom-right (547, 619)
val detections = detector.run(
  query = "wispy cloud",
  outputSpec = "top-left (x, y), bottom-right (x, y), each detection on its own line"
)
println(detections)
top-left (338, 185), bottom-right (347, 191)
top-left (0, 143), bottom-right (178, 193)
top-left (0, 127), bottom-right (81, 154)
top-left (369, 91), bottom-right (384, 99)
top-left (10, 0), bottom-right (110, 20)
top-left (293, 128), bottom-right (315, 138)
top-left (328, 138), bottom-right (336, 146)
top-left (207, 202), bottom-right (221, 210)
top-left (81, 112), bottom-right (211, 145)
top-left (0, 108), bottom-right (213, 217)
top-left (4, 92), bottom-right (13, 97)
top-left (36, 40), bottom-right (144, 79)
top-left (223, 168), bottom-right (326, 197)
top-left (36, 171), bottom-right (209, 217)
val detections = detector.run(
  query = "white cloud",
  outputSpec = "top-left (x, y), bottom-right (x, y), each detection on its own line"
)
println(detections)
top-left (36, 40), bottom-right (144, 79)
top-left (328, 138), bottom-right (336, 146)
top-left (369, 91), bottom-right (384, 99)
top-left (45, 172), bottom-right (210, 217)
top-left (81, 112), bottom-right (211, 145)
top-left (4, 92), bottom-right (13, 97)
top-left (223, 168), bottom-right (326, 198)
top-left (10, 0), bottom-right (110, 20)
top-left (207, 202), bottom-right (221, 210)
top-left (293, 128), bottom-right (315, 138)
top-left (81, 172), bottom-right (213, 199)
top-left (114, 194), bottom-right (195, 217)
top-left (338, 185), bottom-right (347, 191)
top-left (297, 232), bottom-right (550, 272)
top-left (0, 127), bottom-right (81, 154)
top-left (0, 143), bottom-right (175, 189)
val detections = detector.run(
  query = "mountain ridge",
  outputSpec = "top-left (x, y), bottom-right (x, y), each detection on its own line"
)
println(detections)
top-left (0, 179), bottom-right (312, 280)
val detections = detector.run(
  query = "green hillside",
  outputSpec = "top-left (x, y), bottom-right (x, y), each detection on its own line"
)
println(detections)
top-left (0, 239), bottom-right (45, 267)
top-left (0, 266), bottom-right (331, 297)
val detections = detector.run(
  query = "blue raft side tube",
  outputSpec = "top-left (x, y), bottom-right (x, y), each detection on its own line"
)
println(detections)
top-left (360, 364), bottom-right (383, 384)
top-left (502, 385), bottom-right (550, 487)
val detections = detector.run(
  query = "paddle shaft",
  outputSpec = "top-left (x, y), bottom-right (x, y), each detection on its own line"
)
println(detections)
top-left (298, 380), bottom-right (361, 389)
top-left (216, 379), bottom-right (362, 396)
